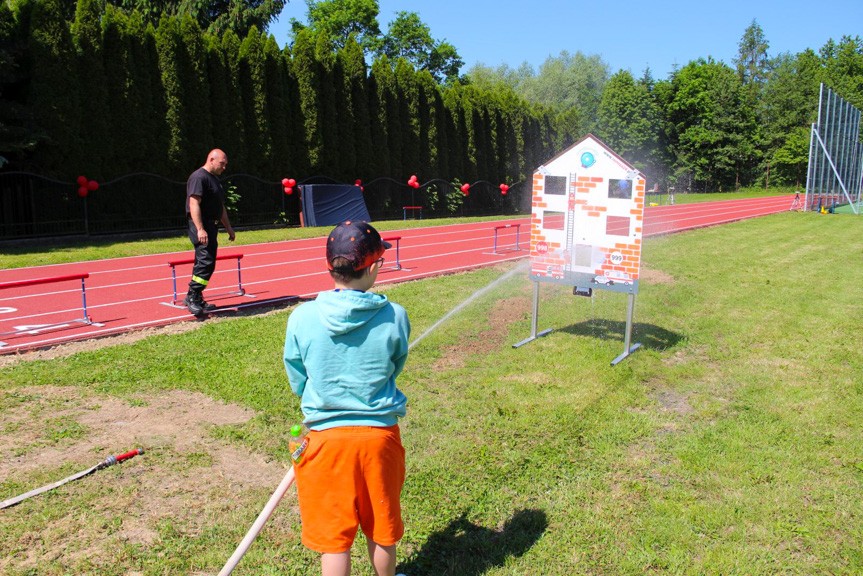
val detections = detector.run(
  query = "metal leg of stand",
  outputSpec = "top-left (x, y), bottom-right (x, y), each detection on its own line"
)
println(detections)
top-left (513, 281), bottom-right (552, 348)
top-left (611, 293), bottom-right (642, 365)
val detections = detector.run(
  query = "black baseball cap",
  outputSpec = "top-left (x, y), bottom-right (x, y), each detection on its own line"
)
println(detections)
top-left (326, 221), bottom-right (392, 271)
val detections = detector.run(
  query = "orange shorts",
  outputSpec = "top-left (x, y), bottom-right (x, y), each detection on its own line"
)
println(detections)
top-left (294, 425), bottom-right (405, 553)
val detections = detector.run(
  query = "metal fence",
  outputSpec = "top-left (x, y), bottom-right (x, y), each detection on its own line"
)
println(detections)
top-left (0, 171), bottom-right (529, 241)
top-left (805, 83), bottom-right (863, 214)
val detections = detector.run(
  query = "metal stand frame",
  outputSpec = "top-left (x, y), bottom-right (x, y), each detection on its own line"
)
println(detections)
top-left (512, 281), bottom-right (552, 348)
top-left (513, 282), bottom-right (642, 366)
top-left (610, 293), bottom-right (642, 366)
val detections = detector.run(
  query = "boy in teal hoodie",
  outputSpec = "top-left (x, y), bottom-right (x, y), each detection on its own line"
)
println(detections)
top-left (284, 221), bottom-right (409, 576)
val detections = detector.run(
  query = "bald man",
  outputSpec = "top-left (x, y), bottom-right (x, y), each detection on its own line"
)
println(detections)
top-left (184, 149), bottom-right (236, 316)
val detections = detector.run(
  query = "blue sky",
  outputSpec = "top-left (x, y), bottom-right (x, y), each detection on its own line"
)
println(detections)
top-left (267, 0), bottom-right (862, 79)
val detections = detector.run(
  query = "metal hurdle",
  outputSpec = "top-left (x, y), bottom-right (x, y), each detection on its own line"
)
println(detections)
top-left (162, 253), bottom-right (255, 309)
top-left (402, 206), bottom-right (422, 220)
top-left (380, 236), bottom-right (402, 271)
top-left (492, 223), bottom-right (524, 254)
top-left (0, 273), bottom-right (101, 346)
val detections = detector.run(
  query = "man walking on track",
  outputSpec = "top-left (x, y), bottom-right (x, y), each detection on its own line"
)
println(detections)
top-left (184, 149), bottom-right (236, 316)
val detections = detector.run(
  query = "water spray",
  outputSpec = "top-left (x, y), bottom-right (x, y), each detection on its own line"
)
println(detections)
top-left (409, 260), bottom-right (529, 350)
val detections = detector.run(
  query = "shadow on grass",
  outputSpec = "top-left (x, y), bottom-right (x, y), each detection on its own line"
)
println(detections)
top-left (397, 509), bottom-right (548, 576)
top-left (559, 320), bottom-right (683, 349)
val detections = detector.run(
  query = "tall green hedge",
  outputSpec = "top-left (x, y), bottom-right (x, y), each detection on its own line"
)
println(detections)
top-left (1, 1), bottom-right (566, 187)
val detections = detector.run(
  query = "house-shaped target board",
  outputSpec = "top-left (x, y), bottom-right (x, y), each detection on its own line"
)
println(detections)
top-left (515, 134), bottom-right (645, 364)
top-left (530, 134), bottom-right (645, 294)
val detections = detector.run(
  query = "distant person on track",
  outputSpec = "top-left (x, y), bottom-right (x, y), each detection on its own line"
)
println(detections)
top-left (184, 149), bottom-right (235, 316)
top-left (283, 221), bottom-right (409, 576)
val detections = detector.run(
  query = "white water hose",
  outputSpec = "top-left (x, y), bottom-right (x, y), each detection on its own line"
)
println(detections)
top-left (220, 262), bottom-right (526, 572)
top-left (218, 466), bottom-right (295, 576)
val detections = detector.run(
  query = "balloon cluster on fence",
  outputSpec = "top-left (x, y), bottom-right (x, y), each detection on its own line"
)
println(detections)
top-left (76, 175), bottom-right (99, 197)
top-left (235, 174), bottom-right (514, 199)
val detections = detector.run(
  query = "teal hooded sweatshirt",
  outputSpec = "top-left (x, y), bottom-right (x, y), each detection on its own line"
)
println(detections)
top-left (283, 290), bottom-right (410, 431)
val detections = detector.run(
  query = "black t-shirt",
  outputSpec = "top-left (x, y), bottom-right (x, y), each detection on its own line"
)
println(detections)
top-left (185, 167), bottom-right (225, 221)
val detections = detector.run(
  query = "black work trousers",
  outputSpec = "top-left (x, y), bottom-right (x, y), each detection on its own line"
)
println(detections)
top-left (187, 218), bottom-right (219, 295)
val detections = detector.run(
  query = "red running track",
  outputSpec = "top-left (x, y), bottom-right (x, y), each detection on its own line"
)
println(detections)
top-left (0, 196), bottom-right (794, 354)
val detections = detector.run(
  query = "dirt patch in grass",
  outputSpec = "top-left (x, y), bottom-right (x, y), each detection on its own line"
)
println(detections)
top-left (640, 266), bottom-right (676, 285)
top-left (0, 386), bottom-right (292, 570)
top-left (433, 296), bottom-right (529, 370)
top-left (654, 389), bottom-right (694, 415)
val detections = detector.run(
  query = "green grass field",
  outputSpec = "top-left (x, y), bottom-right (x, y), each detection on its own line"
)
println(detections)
top-left (1, 209), bottom-right (861, 575)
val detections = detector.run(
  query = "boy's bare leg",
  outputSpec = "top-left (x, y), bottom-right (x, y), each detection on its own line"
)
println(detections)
top-left (321, 551), bottom-right (351, 576)
top-left (366, 539), bottom-right (396, 576)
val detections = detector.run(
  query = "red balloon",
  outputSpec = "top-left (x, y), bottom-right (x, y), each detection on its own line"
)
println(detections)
top-left (77, 186), bottom-right (88, 197)
top-left (284, 186), bottom-right (293, 195)
top-left (464, 190), bottom-right (470, 196)
top-left (87, 180), bottom-right (99, 191)
top-left (360, 186), bottom-right (364, 192)
top-left (354, 179), bottom-right (362, 186)
top-left (412, 181), bottom-right (420, 188)
top-left (77, 175), bottom-right (87, 186)
top-left (409, 174), bottom-right (417, 183)
top-left (502, 190), bottom-right (507, 195)
top-left (287, 178), bottom-right (296, 187)
top-left (282, 178), bottom-right (290, 187)
top-left (460, 183), bottom-right (470, 193)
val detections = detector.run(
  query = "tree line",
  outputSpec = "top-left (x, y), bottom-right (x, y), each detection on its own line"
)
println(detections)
top-left (469, 21), bottom-right (863, 192)
top-left (2, 2), bottom-right (862, 195)
top-left (0, 0), bottom-right (573, 191)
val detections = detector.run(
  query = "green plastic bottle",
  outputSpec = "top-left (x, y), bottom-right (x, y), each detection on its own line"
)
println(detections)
top-left (289, 424), bottom-right (309, 463)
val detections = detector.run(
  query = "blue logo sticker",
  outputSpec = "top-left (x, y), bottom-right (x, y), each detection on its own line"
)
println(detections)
top-left (581, 151), bottom-right (596, 168)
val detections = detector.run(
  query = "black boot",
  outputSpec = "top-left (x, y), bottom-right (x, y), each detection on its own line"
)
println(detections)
top-left (183, 290), bottom-right (204, 316)
top-left (198, 295), bottom-right (216, 312)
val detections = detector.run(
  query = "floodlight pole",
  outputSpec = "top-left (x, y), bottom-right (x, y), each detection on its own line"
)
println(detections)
top-left (512, 281), bottom-right (552, 348)
top-left (611, 293), bottom-right (642, 366)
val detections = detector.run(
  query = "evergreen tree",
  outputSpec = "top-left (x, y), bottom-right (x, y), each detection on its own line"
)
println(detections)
top-left (264, 34), bottom-right (289, 178)
top-left (101, 0), bottom-right (287, 38)
top-left (442, 86), bottom-right (464, 181)
top-left (132, 17), bottom-right (169, 174)
top-left (338, 35), bottom-right (367, 178)
top-left (26, 0), bottom-right (81, 177)
top-left (314, 30), bottom-right (340, 176)
top-left (156, 14), bottom-right (212, 176)
top-left (281, 45), bottom-right (308, 176)
top-left (238, 26), bottom-right (271, 174)
top-left (72, 0), bottom-right (110, 177)
top-left (205, 33), bottom-right (232, 162)
top-left (102, 6), bottom-right (136, 174)
top-left (415, 69), bottom-right (438, 175)
top-left (178, 14), bottom-right (212, 167)
top-left (220, 30), bottom-right (246, 170)
top-left (292, 28), bottom-right (323, 171)
top-left (394, 57), bottom-right (419, 179)
top-left (429, 73), bottom-right (449, 178)
top-left (0, 0), bottom-right (40, 168)
top-left (734, 20), bottom-right (770, 89)
top-left (368, 55), bottom-right (395, 176)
